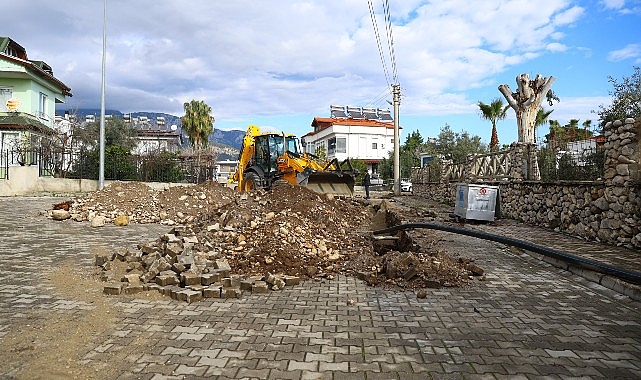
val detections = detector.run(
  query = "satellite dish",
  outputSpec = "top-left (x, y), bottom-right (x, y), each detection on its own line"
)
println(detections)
top-left (6, 98), bottom-right (20, 111)
top-left (170, 125), bottom-right (178, 131)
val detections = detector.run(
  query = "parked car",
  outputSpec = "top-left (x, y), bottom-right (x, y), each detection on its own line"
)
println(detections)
top-left (401, 180), bottom-right (412, 192)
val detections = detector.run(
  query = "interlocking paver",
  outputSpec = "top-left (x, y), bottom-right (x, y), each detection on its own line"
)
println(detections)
top-left (1, 196), bottom-right (640, 380)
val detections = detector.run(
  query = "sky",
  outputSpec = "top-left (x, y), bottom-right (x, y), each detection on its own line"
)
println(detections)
top-left (4, 0), bottom-right (641, 147)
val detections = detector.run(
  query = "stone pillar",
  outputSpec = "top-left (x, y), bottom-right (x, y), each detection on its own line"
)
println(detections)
top-left (508, 142), bottom-right (539, 181)
top-left (603, 118), bottom-right (639, 186)
top-left (526, 143), bottom-right (540, 181)
top-left (601, 118), bottom-right (640, 247)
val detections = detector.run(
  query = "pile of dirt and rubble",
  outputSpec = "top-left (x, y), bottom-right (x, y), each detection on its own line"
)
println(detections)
top-left (65, 181), bottom-right (236, 224)
top-left (55, 181), bottom-right (484, 300)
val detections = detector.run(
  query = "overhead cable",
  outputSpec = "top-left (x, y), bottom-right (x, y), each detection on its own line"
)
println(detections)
top-left (368, 0), bottom-right (392, 87)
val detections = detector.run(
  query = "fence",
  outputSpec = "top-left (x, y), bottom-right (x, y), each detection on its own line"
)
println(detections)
top-left (414, 142), bottom-right (605, 185)
top-left (0, 147), bottom-right (218, 184)
top-left (537, 146), bottom-right (605, 181)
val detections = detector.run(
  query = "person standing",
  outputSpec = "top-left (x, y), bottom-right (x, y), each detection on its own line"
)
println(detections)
top-left (362, 171), bottom-right (371, 199)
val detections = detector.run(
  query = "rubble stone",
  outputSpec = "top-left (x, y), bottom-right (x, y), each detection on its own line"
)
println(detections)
top-left (52, 209), bottom-right (71, 220)
top-left (252, 281), bottom-right (269, 294)
top-left (123, 285), bottom-right (144, 294)
top-left (283, 276), bottom-right (301, 286)
top-left (123, 273), bottom-right (141, 285)
top-left (180, 272), bottom-right (201, 286)
top-left (95, 253), bottom-right (110, 267)
top-left (155, 274), bottom-right (179, 286)
top-left (221, 287), bottom-right (241, 298)
top-left (103, 284), bottom-right (124, 295)
top-left (214, 259), bottom-right (231, 271)
top-left (114, 214), bottom-right (129, 226)
top-left (91, 216), bottom-right (106, 228)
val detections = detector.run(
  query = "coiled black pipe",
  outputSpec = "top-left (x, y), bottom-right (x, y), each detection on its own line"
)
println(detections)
top-left (373, 222), bottom-right (641, 286)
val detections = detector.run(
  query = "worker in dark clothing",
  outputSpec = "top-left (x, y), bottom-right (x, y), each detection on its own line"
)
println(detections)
top-left (362, 171), bottom-right (371, 199)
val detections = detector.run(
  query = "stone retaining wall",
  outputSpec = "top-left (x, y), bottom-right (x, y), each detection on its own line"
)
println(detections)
top-left (413, 118), bottom-right (640, 249)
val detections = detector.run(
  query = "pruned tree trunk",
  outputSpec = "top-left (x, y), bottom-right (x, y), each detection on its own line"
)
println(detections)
top-left (498, 74), bottom-right (555, 144)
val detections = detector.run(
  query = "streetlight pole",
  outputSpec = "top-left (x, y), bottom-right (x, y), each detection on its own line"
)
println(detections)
top-left (392, 84), bottom-right (400, 195)
top-left (98, 0), bottom-right (107, 189)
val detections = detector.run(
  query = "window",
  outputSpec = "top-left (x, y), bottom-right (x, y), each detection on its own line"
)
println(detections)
top-left (336, 137), bottom-right (346, 153)
top-left (372, 142), bottom-right (378, 150)
top-left (38, 93), bottom-right (47, 119)
top-left (328, 137), bottom-right (336, 155)
top-left (5, 46), bottom-right (16, 57)
top-left (0, 88), bottom-right (12, 111)
top-left (327, 136), bottom-right (346, 155)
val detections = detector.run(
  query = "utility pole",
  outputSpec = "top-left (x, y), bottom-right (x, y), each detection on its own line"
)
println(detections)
top-left (98, 0), bottom-right (107, 189)
top-left (392, 84), bottom-right (401, 195)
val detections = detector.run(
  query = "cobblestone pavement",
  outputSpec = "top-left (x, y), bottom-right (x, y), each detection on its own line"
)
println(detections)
top-left (471, 219), bottom-right (641, 273)
top-left (1, 196), bottom-right (640, 379)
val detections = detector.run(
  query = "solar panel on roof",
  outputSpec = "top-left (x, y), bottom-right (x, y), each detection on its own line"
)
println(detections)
top-left (362, 107), bottom-right (378, 119)
top-left (330, 105), bottom-right (347, 118)
top-left (377, 108), bottom-right (393, 121)
top-left (347, 106), bottom-right (363, 119)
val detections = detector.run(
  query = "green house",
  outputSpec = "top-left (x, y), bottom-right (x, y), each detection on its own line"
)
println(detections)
top-left (0, 37), bottom-right (72, 154)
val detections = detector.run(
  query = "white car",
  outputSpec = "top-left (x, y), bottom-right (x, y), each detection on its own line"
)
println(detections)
top-left (400, 180), bottom-right (412, 192)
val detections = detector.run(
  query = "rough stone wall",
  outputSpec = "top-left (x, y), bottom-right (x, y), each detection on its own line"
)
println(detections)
top-left (413, 118), bottom-right (640, 249)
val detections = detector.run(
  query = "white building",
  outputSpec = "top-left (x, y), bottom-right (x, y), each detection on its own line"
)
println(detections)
top-left (132, 126), bottom-right (182, 155)
top-left (300, 105), bottom-right (399, 173)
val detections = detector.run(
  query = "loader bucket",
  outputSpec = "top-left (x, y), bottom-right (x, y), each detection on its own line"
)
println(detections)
top-left (302, 171), bottom-right (355, 197)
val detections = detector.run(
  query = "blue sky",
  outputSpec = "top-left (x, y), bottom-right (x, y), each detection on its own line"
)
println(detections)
top-left (3, 0), bottom-right (640, 147)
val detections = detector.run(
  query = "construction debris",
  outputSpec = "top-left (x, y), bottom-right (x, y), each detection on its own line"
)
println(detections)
top-left (59, 181), bottom-right (483, 301)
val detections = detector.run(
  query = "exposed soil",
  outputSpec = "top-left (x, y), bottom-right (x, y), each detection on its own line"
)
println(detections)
top-left (63, 181), bottom-right (483, 291)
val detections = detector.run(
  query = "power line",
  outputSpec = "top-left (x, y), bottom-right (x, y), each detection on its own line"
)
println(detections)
top-left (365, 86), bottom-right (392, 109)
top-left (382, 0), bottom-right (398, 84)
top-left (368, 0), bottom-right (392, 87)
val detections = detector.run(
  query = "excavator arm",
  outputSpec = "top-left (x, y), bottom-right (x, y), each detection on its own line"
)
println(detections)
top-left (231, 125), bottom-right (261, 186)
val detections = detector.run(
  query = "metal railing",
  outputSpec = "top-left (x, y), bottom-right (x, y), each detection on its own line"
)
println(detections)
top-left (0, 147), bottom-right (219, 184)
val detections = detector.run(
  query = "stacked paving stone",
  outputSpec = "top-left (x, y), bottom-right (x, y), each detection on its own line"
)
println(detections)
top-left (98, 225), bottom-right (300, 303)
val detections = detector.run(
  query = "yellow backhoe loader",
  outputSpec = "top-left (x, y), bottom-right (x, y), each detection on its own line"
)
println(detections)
top-left (230, 125), bottom-right (357, 196)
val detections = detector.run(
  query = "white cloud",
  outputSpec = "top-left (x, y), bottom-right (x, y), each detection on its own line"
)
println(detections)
top-left (547, 42), bottom-right (568, 52)
top-left (547, 96), bottom-right (611, 126)
top-left (1, 0), bottom-right (606, 129)
top-left (553, 5), bottom-right (585, 25)
top-left (601, 0), bottom-right (626, 10)
top-left (608, 44), bottom-right (641, 62)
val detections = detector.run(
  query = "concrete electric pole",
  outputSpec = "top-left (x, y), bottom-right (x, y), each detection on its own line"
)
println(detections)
top-left (98, 0), bottom-right (107, 189)
top-left (392, 84), bottom-right (401, 195)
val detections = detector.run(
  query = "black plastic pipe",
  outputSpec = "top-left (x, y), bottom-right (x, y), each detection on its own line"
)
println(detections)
top-left (373, 222), bottom-right (641, 286)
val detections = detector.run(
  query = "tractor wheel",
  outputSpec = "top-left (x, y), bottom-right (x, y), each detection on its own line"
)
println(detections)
top-left (243, 172), bottom-right (261, 192)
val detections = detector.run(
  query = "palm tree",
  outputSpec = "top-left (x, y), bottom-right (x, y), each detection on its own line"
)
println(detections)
top-left (478, 99), bottom-right (509, 151)
top-left (181, 100), bottom-right (214, 150)
top-left (181, 100), bottom-right (214, 182)
top-left (534, 107), bottom-right (554, 144)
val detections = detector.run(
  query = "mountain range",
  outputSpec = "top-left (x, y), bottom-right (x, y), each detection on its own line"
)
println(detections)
top-left (58, 108), bottom-right (246, 151)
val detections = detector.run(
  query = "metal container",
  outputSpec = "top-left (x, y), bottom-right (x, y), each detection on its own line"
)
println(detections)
top-left (454, 183), bottom-right (499, 221)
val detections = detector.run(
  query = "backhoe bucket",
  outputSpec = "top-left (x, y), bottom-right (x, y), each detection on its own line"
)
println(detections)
top-left (302, 171), bottom-right (355, 197)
